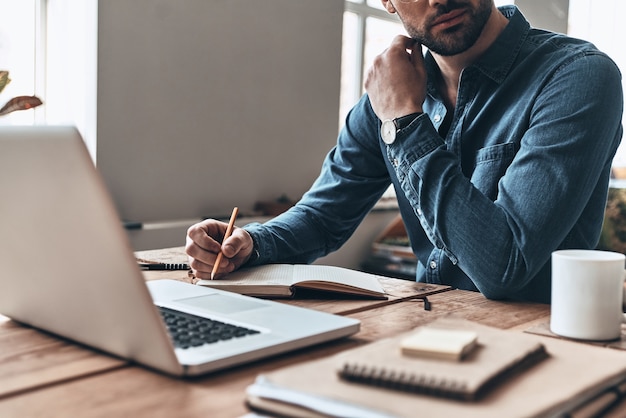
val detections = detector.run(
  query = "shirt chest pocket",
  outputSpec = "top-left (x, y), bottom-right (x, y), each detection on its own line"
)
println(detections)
top-left (468, 142), bottom-right (518, 201)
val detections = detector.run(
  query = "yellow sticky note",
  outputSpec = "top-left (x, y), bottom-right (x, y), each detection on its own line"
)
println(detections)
top-left (401, 327), bottom-right (478, 361)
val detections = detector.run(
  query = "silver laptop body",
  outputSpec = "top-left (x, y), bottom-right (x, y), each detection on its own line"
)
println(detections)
top-left (0, 125), bottom-right (359, 376)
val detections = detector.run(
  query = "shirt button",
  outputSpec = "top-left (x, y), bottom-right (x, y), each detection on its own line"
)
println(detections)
top-left (429, 260), bottom-right (437, 269)
top-left (392, 158), bottom-right (399, 167)
top-left (433, 114), bottom-right (442, 123)
top-left (417, 209), bottom-right (423, 216)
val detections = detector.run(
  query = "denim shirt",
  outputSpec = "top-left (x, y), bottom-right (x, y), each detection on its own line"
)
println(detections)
top-left (244, 6), bottom-right (623, 303)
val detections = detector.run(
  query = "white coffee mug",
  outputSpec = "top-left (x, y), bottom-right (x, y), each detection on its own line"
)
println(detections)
top-left (550, 249), bottom-right (626, 341)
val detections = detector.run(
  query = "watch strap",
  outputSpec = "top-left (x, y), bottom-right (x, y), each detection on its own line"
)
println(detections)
top-left (394, 112), bottom-right (422, 130)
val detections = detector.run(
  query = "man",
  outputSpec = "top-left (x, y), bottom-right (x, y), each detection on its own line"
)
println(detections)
top-left (186, 1), bottom-right (623, 303)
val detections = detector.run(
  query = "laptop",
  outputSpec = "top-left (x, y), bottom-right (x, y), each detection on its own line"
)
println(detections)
top-left (0, 125), bottom-right (360, 376)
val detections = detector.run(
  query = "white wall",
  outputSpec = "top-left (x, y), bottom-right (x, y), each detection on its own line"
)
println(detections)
top-left (96, 0), bottom-right (344, 224)
top-left (515, 0), bottom-right (569, 33)
top-left (568, 0), bottom-right (626, 166)
top-left (95, 1), bottom-right (399, 269)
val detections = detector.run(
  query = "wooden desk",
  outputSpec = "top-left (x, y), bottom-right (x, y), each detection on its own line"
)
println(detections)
top-left (0, 314), bottom-right (126, 400)
top-left (0, 290), bottom-right (544, 417)
top-left (1, 269), bottom-right (625, 417)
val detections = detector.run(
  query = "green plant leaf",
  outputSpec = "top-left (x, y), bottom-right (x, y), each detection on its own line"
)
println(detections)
top-left (0, 71), bottom-right (10, 95)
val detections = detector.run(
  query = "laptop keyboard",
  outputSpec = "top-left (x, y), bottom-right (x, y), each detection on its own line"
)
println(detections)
top-left (158, 306), bottom-right (260, 349)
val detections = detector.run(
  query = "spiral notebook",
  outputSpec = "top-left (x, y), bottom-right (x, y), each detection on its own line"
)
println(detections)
top-left (337, 317), bottom-right (547, 401)
top-left (249, 317), bottom-right (547, 403)
top-left (246, 317), bottom-right (626, 417)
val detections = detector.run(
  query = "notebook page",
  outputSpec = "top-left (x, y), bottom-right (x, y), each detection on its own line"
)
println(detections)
top-left (214, 264), bottom-right (295, 285)
top-left (292, 265), bottom-right (385, 293)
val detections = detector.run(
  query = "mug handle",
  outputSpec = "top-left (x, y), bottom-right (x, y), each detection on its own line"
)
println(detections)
top-left (623, 270), bottom-right (626, 322)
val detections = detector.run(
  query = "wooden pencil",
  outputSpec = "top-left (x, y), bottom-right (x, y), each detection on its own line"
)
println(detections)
top-left (211, 206), bottom-right (239, 280)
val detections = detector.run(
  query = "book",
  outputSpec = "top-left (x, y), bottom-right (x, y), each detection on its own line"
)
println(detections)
top-left (196, 264), bottom-right (387, 299)
top-left (370, 215), bottom-right (417, 263)
top-left (399, 327), bottom-right (478, 361)
top-left (245, 317), bottom-right (626, 417)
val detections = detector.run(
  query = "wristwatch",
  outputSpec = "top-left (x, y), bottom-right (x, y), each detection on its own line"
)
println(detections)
top-left (381, 119), bottom-right (398, 145)
top-left (380, 112), bottom-right (422, 145)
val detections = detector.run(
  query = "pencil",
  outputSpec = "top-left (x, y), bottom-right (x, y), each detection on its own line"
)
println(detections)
top-left (211, 206), bottom-right (239, 280)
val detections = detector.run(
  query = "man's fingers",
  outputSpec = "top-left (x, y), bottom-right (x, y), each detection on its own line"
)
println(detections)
top-left (185, 219), bottom-right (254, 278)
top-left (409, 41), bottom-right (425, 71)
top-left (186, 220), bottom-right (222, 251)
top-left (221, 227), bottom-right (248, 257)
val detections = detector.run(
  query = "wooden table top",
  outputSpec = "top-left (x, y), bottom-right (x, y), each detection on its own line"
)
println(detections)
top-left (0, 314), bottom-right (126, 400)
top-left (0, 286), bottom-right (557, 418)
top-left (0, 247), bottom-right (623, 417)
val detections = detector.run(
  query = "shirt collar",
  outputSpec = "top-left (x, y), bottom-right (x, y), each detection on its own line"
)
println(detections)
top-left (425, 5), bottom-right (530, 93)
top-left (473, 5), bottom-right (530, 83)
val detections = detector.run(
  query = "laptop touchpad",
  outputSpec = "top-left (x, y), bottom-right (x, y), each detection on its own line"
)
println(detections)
top-left (174, 294), bottom-right (267, 314)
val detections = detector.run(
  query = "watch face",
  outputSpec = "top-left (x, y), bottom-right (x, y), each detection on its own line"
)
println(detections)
top-left (381, 119), bottom-right (396, 145)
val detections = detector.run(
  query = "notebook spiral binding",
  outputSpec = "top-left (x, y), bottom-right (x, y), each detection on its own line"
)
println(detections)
top-left (163, 263), bottom-right (188, 270)
top-left (139, 263), bottom-right (190, 271)
top-left (338, 363), bottom-right (470, 401)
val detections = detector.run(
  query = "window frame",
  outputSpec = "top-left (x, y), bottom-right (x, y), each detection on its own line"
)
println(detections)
top-left (341, 1), bottom-right (401, 126)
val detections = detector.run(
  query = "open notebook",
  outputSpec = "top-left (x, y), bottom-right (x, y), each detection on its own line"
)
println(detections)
top-left (0, 126), bottom-right (360, 377)
top-left (196, 264), bottom-right (388, 299)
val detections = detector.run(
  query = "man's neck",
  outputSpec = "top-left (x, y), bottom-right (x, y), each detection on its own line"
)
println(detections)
top-left (434, 5), bottom-right (509, 109)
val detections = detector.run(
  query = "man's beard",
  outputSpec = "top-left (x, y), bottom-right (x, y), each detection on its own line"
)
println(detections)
top-left (403, 0), bottom-right (493, 56)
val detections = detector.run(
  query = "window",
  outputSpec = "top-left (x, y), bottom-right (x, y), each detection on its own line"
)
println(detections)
top-left (568, 0), bottom-right (626, 167)
top-left (0, 0), bottom-right (42, 125)
top-left (341, 1), bottom-right (404, 127)
top-left (0, 0), bottom-right (97, 157)
top-left (44, 0), bottom-right (97, 159)
top-left (6, 1), bottom-right (626, 166)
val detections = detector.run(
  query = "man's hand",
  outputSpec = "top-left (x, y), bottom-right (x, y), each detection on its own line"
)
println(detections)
top-left (185, 219), bottom-right (254, 279)
top-left (364, 35), bottom-right (427, 121)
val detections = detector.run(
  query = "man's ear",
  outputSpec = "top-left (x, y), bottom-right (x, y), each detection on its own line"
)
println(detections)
top-left (382, 0), bottom-right (397, 14)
